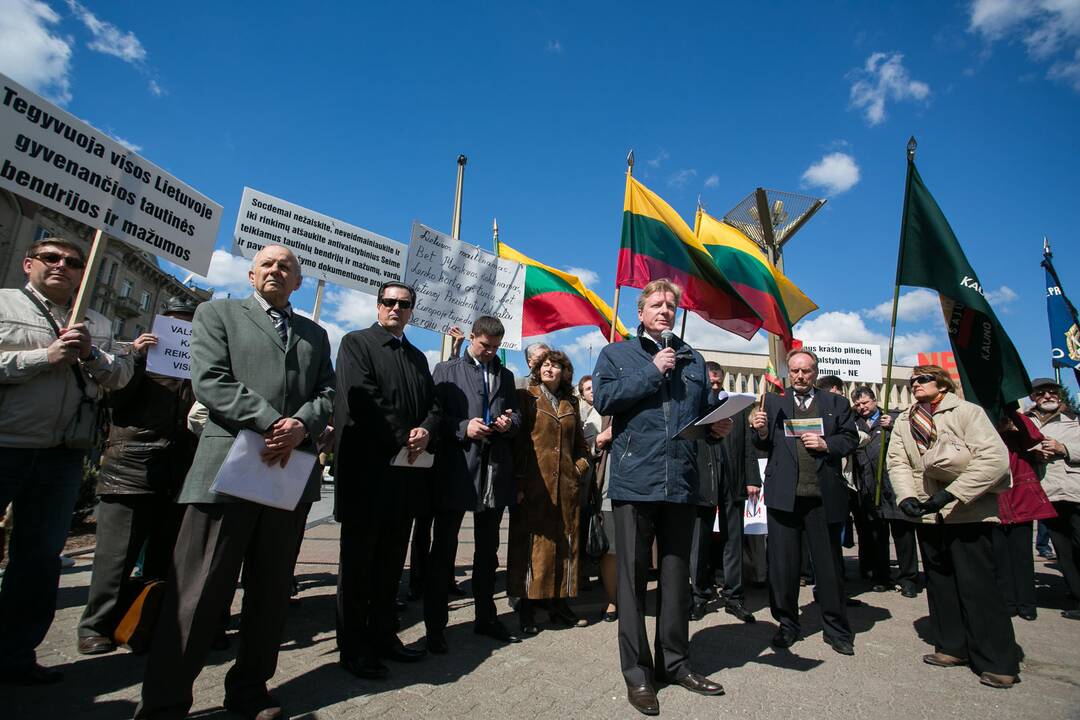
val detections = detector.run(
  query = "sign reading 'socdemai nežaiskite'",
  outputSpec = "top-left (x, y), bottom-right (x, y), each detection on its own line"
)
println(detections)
top-left (232, 187), bottom-right (406, 296)
top-left (0, 72), bottom-right (220, 275)
top-left (404, 222), bottom-right (525, 350)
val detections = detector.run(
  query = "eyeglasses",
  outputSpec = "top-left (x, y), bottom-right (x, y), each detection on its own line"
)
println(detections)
top-left (1033, 388), bottom-right (1060, 397)
top-left (379, 297), bottom-right (413, 310)
top-left (31, 252), bottom-right (85, 270)
top-left (909, 374), bottom-right (937, 387)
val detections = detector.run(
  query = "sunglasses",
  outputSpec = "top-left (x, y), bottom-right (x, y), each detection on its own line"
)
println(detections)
top-left (1033, 388), bottom-right (1060, 397)
top-left (32, 252), bottom-right (85, 270)
top-left (909, 374), bottom-right (937, 387)
top-left (379, 297), bottom-right (413, 310)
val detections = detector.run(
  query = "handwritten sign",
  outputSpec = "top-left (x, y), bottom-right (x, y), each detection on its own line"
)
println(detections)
top-left (799, 340), bottom-right (883, 383)
top-left (145, 314), bottom-right (192, 379)
top-left (403, 222), bottom-right (525, 350)
top-left (232, 187), bottom-right (406, 296)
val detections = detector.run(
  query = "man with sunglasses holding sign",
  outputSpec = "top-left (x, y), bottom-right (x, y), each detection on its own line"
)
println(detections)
top-left (0, 238), bottom-right (132, 685)
top-left (334, 281), bottom-right (441, 681)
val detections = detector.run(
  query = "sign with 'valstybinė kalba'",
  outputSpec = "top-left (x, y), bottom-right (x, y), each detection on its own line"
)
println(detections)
top-left (0, 72), bottom-right (221, 275)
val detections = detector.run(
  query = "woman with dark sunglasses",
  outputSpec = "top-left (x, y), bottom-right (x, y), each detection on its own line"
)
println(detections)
top-left (886, 365), bottom-right (1019, 689)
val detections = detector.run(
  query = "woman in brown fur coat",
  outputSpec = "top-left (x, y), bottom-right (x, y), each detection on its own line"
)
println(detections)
top-left (508, 349), bottom-right (591, 634)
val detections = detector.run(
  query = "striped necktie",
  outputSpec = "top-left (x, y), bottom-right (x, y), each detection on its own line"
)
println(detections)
top-left (267, 307), bottom-right (288, 344)
top-left (910, 403), bottom-right (936, 452)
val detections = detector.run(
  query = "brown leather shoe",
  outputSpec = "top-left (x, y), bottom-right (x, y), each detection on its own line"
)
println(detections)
top-left (671, 671), bottom-right (725, 696)
top-left (979, 672), bottom-right (1019, 689)
top-left (922, 653), bottom-right (969, 667)
top-left (626, 683), bottom-right (659, 716)
top-left (77, 635), bottom-right (116, 655)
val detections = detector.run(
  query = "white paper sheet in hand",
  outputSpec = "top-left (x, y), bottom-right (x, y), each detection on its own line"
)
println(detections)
top-left (695, 392), bottom-right (758, 424)
top-left (209, 429), bottom-right (316, 510)
top-left (391, 447), bottom-right (434, 468)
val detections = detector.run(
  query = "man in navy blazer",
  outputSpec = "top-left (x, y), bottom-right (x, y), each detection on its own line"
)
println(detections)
top-left (750, 348), bottom-right (858, 656)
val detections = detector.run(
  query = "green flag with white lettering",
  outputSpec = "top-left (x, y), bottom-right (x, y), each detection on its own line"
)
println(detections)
top-left (897, 161), bottom-right (1030, 420)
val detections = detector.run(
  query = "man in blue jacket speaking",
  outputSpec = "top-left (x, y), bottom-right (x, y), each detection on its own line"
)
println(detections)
top-left (593, 279), bottom-right (727, 716)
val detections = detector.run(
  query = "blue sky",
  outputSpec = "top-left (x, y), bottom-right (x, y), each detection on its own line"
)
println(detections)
top-left (2, 0), bottom-right (1079, 387)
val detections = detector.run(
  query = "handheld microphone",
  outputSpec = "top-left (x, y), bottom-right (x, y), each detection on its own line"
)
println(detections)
top-left (660, 330), bottom-right (674, 379)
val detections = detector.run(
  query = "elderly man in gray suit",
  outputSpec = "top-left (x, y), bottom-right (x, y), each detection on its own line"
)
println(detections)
top-left (136, 245), bottom-right (335, 720)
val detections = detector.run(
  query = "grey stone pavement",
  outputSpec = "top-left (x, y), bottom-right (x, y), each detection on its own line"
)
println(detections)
top-left (10, 490), bottom-right (1080, 719)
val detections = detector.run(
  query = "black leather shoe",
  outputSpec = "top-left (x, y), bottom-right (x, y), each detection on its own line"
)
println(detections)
top-left (900, 586), bottom-right (919, 598)
top-left (340, 657), bottom-right (389, 679)
top-left (689, 602), bottom-right (708, 621)
top-left (77, 635), bottom-right (116, 655)
top-left (1062, 608), bottom-right (1080, 620)
top-left (771, 627), bottom-right (798, 649)
top-left (223, 692), bottom-right (283, 720)
top-left (448, 583), bottom-right (467, 597)
top-left (378, 640), bottom-right (426, 662)
top-left (475, 619), bottom-right (521, 643)
top-left (626, 683), bottom-right (659, 716)
top-left (601, 608), bottom-right (618, 623)
top-left (871, 583), bottom-right (893, 593)
top-left (0, 662), bottom-right (63, 686)
top-left (824, 635), bottom-right (855, 656)
top-left (1018, 608), bottom-right (1037, 621)
top-left (724, 601), bottom-right (756, 623)
top-left (670, 671), bottom-right (724, 696)
top-left (425, 633), bottom-right (448, 654)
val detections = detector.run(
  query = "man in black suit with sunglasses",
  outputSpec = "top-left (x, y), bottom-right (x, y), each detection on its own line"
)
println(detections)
top-left (333, 281), bottom-right (441, 680)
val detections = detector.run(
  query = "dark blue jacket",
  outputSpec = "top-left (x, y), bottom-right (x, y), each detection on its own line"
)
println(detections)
top-left (592, 328), bottom-right (710, 503)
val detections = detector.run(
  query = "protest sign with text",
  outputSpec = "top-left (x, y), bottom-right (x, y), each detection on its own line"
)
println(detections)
top-left (799, 340), bottom-right (883, 383)
top-left (145, 314), bottom-right (192, 380)
top-left (0, 73), bottom-right (220, 275)
top-left (404, 222), bottom-right (525, 350)
top-left (232, 187), bottom-right (406, 295)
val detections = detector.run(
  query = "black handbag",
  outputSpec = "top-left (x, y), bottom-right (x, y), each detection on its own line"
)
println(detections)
top-left (584, 455), bottom-right (609, 561)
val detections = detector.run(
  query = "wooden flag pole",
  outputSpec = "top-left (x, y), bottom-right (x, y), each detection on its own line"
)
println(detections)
top-left (68, 228), bottom-right (107, 326)
top-left (609, 150), bottom-right (633, 343)
top-left (441, 154), bottom-right (468, 360)
top-left (311, 278), bottom-right (326, 323)
top-left (874, 136), bottom-right (917, 506)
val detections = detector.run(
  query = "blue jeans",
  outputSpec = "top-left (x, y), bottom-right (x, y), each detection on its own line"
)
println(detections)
top-left (0, 447), bottom-right (85, 671)
top-left (1036, 520), bottom-right (1055, 556)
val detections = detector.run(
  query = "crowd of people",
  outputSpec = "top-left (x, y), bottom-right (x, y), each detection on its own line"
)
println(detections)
top-left (1, 240), bottom-right (1078, 718)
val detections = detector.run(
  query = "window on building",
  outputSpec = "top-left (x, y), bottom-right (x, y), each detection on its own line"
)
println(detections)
top-left (107, 262), bottom-right (118, 286)
top-left (139, 290), bottom-right (151, 311)
top-left (111, 317), bottom-right (124, 339)
top-left (120, 279), bottom-right (133, 299)
top-left (32, 225), bottom-right (53, 242)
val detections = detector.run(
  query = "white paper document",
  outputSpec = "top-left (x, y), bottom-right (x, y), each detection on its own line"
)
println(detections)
top-left (391, 447), bottom-right (435, 468)
top-left (209, 430), bottom-right (316, 510)
top-left (145, 314), bottom-right (192, 380)
top-left (695, 393), bottom-right (758, 424)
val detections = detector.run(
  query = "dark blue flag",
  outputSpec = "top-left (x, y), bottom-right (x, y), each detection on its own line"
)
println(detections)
top-left (1042, 241), bottom-right (1080, 380)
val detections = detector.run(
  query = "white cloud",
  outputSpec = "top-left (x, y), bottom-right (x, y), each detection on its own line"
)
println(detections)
top-left (323, 287), bottom-right (379, 330)
top-left (0, 0), bottom-right (73, 104)
top-left (104, 130), bottom-right (141, 153)
top-left (795, 311), bottom-right (939, 365)
top-left (704, 174), bottom-right (720, 188)
top-left (424, 349), bottom-right (442, 371)
top-left (864, 288), bottom-right (942, 323)
top-left (148, 78), bottom-right (164, 96)
top-left (667, 168), bottom-right (697, 189)
top-left (801, 152), bottom-right (861, 195)
top-left (563, 265), bottom-right (600, 286)
top-left (986, 284), bottom-right (1019, 307)
top-left (684, 313), bottom-right (770, 354)
top-left (193, 250), bottom-right (251, 293)
top-left (848, 52), bottom-right (930, 125)
top-left (969, 0), bottom-right (1080, 91)
top-left (66, 0), bottom-right (145, 63)
top-left (647, 149), bottom-right (670, 168)
top-left (546, 39), bottom-right (563, 53)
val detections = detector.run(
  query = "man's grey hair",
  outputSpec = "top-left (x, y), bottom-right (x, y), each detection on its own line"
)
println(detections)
top-left (525, 342), bottom-right (551, 367)
top-left (251, 244), bottom-right (302, 276)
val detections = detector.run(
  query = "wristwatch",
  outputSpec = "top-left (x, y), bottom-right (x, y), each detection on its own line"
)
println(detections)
top-left (86, 345), bottom-right (101, 363)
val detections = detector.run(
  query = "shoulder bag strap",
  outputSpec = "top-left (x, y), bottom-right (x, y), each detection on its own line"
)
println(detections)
top-left (20, 287), bottom-right (88, 394)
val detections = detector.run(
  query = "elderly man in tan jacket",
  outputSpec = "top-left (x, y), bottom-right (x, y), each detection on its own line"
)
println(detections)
top-left (886, 364), bottom-right (1017, 689)
top-left (1025, 377), bottom-right (1080, 620)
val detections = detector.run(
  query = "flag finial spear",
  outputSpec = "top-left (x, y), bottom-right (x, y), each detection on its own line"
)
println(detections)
top-left (626, 149), bottom-right (634, 169)
top-left (907, 136), bottom-right (917, 162)
top-left (1043, 236), bottom-right (1051, 258)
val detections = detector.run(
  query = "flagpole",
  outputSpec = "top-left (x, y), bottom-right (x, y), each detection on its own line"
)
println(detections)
top-left (69, 228), bottom-right (107, 325)
top-left (441, 154), bottom-right (468, 360)
top-left (494, 217), bottom-right (507, 364)
top-left (609, 150), bottom-right (633, 342)
top-left (874, 136), bottom-right (917, 505)
top-left (311, 279), bottom-right (326, 323)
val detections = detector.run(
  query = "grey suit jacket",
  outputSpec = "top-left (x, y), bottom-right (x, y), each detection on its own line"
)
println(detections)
top-left (178, 295), bottom-right (335, 505)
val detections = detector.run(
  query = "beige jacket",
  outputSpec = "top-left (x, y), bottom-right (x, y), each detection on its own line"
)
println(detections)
top-left (887, 392), bottom-right (1009, 524)
top-left (0, 285), bottom-right (132, 448)
top-left (1027, 409), bottom-right (1080, 504)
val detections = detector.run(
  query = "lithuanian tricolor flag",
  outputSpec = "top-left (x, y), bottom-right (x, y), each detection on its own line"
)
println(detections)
top-left (498, 242), bottom-right (630, 341)
top-left (617, 175), bottom-right (763, 339)
top-left (695, 208), bottom-right (817, 349)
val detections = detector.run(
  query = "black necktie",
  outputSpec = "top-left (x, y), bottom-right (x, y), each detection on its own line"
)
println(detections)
top-left (267, 308), bottom-right (288, 344)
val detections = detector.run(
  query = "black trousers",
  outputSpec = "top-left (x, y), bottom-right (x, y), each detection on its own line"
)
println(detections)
top-left (410, 513), bottom-right (459, 596)
top-left (689, 505), bottom-right (716, 605)
top-left (79, 493), bottom-right (183, 638)
top-left (743, 534), bottom-right (767, 584)
top-left (992, 521), bottom-right (1036, 614)
top-left (1045, 500), bottom-right (1080, 605)
top-left (858, 514), bottom-right (920, 590)
top-left (694, 494), bottom-right (745, 603)
top-left (136, 501), bottom-right (309, 719)
top-left (917, 523), bottom-right (1019, 676)
top-left (767, 497), bottom-right (850, 641)
top-left (336, 475), bottom-right (413, 662)
top-left (613, 501), bottom-right (695, 686)
top-left (424, 507), bottom-right (503, 635)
